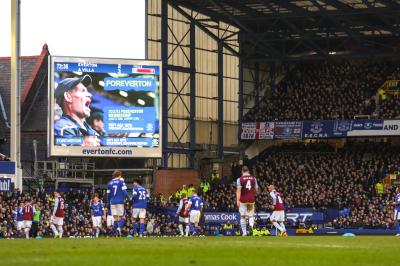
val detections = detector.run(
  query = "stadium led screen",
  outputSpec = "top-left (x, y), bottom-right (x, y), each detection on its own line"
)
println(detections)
top-left (48, 56), bottom-right (162, 158)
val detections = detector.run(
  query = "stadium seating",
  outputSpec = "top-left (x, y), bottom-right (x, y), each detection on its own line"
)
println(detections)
top-left (245, 60), bottom-right (400, 121)
top-left (199, 142), bottom-right (399, 229)
top-left (0, 142), bottom-right (398, 237)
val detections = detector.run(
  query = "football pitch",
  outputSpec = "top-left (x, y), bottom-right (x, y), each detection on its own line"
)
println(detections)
top-left (0, 236), bottom-right (399, 266)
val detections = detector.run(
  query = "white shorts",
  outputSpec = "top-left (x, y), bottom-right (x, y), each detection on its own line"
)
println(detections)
top-left (23, 220), bottom-right (32, 229)
top-left (17, 221), bottom-right (24, 230)
top-left (239, 203), bottom-right (255, 217)
top-left (53, 217), bottom-right (64, 226)
top-left (110, 204), bottom-right (125, 216)
top-left (132, 208), bottom-right (146, 219)
top-left (179, 216), bottom-right (189, 224)
top-left (190, 210), bottom-right (201, 224)
top-left (107, 215), bottom-right (114, 227)
top-left (395, 210), bottom-right (400, 221)
top-left (270, 211), bottom-right (285, 222)
top-left (92, 216), bottom-right (102, 228)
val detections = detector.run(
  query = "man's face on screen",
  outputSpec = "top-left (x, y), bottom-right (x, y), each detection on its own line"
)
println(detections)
top-left (69, 83), bottom-right (92, 119)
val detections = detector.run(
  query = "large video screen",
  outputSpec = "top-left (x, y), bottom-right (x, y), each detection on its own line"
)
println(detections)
top-left (48, 56), bottom-right (162, 158)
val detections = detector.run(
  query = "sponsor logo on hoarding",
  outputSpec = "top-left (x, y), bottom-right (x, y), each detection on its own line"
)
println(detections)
top-left (0, 178), bottom-right (12, 192)
top-left (337, 121), bottom-right (351, 132)
top-left (204, 212), bottom-right (323, 223)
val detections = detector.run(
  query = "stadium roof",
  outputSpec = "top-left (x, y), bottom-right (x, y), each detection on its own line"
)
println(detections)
top-left (171, 0), bottom-right (400, 62)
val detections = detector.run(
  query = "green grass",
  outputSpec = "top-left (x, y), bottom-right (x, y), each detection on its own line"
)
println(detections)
top-left (0, 236), bottom-right (399, 266)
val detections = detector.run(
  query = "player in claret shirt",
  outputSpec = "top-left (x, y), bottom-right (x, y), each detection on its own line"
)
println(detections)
top-left (236, 166), bottom-right (259, 236)
top-left (187, 189), bottom-right (203, 236)
top-left (268, 185), bottom-right (287, 237)
top-left (22, 198), bottom-right (35, 239)
top-left (51, 191), bottom-right (65, 238)
top-left (90, 195), bottom-right (105, 238)
top-left (131, 179), bottom-right (149, 237)
top-left (176, 193), bottom-right (190, 237)
top-left (107, 170), bottom-right (130, 237)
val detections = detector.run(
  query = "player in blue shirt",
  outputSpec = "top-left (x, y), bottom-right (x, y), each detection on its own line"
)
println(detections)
top-left (393, 187), bottom-right (400, 236)
top-left (187, 189), bottom-right (203, 235)
top-left (131, 179), bottom-right (149, 237)
top-left (107, 170), bottom-right (130, 237)
top-left (90, 195), bottom-right (105, 238)
top-left (14, 203), bottom-right (24, 238)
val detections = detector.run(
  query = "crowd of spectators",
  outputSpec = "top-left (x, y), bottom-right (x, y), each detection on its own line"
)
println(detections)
top-left (202, 142), bottom-right (399, 229)
top-left (0, 141), bottom-right (399, 237)
top-left (245, 60), bottom-right (400, 121)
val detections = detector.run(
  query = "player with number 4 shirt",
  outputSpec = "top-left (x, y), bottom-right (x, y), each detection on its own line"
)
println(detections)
top-left (236, 166), bottom-right (259, 236)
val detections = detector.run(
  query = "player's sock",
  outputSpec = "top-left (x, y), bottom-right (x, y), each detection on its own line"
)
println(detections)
top-left (249, 217), bottom-right (255, 229)
top-left (279, 222), bottom-right (286, 232)
top-left (273, 222), bottom-right (283, 232)
top-left (397, 222), bottom-right (400, 234)
top-left (240, 219), bottom-right (247, 236)
top-left (179, 224), bottom-right (184, 235)
top-left (185, 225), bottom-right (189, 237)
top-left (119, 218), bottom-right (125, 229)
top-left (139, 223), bottom-right (145, 236)
top-left (96, 228), bottom-right (100, 238)
top-left (189, 224), bottom-right (195, 234)
top-left (107, 227), bottom-right (114, 237)
top-left (51, 224), bottom-right (58, 238)
top-left (132, 222), bottom-right (138, 235)
top-left (24, 228), bottom-right (29, 239)
top-left (57, 226), bottom-right (63, 238)
top-left (113, 221), bottom-right (119, 235)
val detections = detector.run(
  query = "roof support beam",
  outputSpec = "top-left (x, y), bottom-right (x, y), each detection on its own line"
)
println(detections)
top-left (168, 1), bottom-right (240, 57)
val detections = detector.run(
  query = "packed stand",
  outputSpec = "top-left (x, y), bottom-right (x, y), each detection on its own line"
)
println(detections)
top-left (202, 142), bottom-right (400, 229)
top-left (245, 60), bottom-right (400, 121)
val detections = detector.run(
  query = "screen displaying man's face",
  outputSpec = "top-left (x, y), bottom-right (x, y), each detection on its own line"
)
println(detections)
top-left (50, 56), bottom-right (162, 157)
top-left (68, 83), bottom-right (92, 119)
top-left (92, 119), bottom-right (104, 132)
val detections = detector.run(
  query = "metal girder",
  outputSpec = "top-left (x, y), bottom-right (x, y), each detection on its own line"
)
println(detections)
top-left (217, 40), bottom-right (224, 160)
top-left (189, 21), bottom-right (196, 168)
top-left (167, 25), bottom-right (191, 63)
top-left (161, 0), bottom-right (169, 167)
top-left (168, 1), bottom-right (240, 57)
top-left (208, 0), bottom-right (283, 59)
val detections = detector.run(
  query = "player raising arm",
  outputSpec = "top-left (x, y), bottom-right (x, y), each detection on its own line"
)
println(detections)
top-left (107, 170), bottom-right (130, 237)
top-left (236, 166), bottom-right (258, 236)
top-left (51, 191), bottom-right (65, 238)
top-left (176, 193), bottom-right (190, 237)
top-left (187, 189), bottom-right (203, 236)
top-left (268, 185), bottom-right (287, 237)
top-left (131, 179), bottom-right (149, 237)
